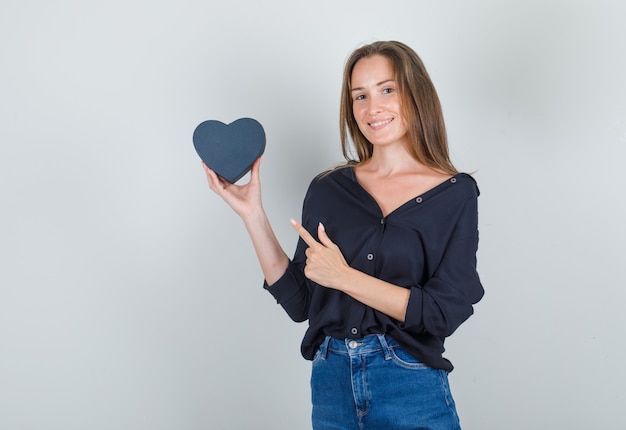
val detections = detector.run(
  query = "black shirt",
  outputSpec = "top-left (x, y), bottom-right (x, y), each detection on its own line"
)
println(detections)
top-left (264, 166), bottom-right (484, 371)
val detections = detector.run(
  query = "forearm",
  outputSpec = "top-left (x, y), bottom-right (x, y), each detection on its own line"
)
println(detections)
top-left (243, 208), bottom-right (290, 285)
top-left (334, 268), bottom-right (410, 322)
top-left (291, 220), bottom-right (410, 321)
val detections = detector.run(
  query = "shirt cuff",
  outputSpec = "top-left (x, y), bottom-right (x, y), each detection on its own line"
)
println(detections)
top-left (401, 286), bottom-right (424, 332)
top-left (263, 260), bottom-right (306, 305)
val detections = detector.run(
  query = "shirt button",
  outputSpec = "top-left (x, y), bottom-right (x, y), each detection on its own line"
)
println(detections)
top-left (348, 340), bottom-right (358, 349)
top-left (450, 177), bottom-right (457, 184)
top-left (351, 327), bottom-right (358, 335)
top-left (415, 197), bottom-right (423, 203)
top-left (367, 254), bottom-right (374, 261)
top-left (380, 218), bottom-right (384, 225)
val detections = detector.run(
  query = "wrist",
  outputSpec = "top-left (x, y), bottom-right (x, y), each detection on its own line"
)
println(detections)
top-left (241, 205), bottom-right (267, 228)
top-left (333, 266), bottom-right (362, 293)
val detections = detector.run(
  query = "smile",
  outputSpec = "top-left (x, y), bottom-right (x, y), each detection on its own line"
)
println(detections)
top-left (369, 118), bottom-right (393, 128)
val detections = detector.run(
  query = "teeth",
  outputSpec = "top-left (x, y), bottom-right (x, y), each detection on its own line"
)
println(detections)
top-left (370, 119), bottom-right (392, 127)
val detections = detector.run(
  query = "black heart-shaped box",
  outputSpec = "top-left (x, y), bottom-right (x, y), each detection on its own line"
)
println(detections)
top-left (193, 118), bottom-right (266, 183)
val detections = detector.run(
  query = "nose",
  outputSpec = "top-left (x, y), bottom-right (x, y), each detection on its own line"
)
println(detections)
top-left (368, 98), bottom-right (381, 115)
top-left (367, 95), bottom-right (382, 115)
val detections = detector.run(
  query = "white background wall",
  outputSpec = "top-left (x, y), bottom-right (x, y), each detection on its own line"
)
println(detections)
top-left (1, 1), bottom-right (625, 429)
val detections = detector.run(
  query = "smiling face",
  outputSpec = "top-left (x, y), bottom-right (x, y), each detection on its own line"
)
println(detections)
top-left (350, 55), bottom-right (409, 150)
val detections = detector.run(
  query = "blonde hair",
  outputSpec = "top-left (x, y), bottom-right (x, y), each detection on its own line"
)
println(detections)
top-left (339, 41), bottom-right (457, 175)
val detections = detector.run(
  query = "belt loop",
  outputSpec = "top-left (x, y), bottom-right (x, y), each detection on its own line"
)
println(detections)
top-left (376, 334), bottom-right (392, 360)
top-left (318, 336), bottom-right (331, 359)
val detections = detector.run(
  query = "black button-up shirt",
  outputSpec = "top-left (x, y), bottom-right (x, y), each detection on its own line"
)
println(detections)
top-left (264, 166), bottom-right (484, 371)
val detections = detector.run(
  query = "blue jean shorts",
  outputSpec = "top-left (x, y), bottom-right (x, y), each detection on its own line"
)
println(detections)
top-left (310, 334), bottom-right (461, 430)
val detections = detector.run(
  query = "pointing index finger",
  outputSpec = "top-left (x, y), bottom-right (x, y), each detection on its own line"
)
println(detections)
top-left (290, 218), bottom-right (319, 247)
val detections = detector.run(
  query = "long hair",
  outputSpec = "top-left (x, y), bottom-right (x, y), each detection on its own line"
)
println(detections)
top-left (339, 41), bottom-right (457, 175)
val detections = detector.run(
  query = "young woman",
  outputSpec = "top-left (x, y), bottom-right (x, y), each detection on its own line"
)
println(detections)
top-left (204, 40), bottom-right (484, 430)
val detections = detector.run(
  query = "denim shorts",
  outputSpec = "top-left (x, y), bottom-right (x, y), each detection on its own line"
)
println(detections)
top-left (310, 334), bottom-right (461, 430)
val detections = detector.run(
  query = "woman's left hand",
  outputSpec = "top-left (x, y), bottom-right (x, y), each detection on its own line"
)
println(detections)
top-left (290, 219), bottom-right (352, 290)
top-left (291, 219), bottom-right (410, 322)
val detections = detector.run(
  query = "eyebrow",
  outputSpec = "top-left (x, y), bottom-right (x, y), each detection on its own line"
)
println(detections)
top-left (351, 79), bottom-right (395, 93)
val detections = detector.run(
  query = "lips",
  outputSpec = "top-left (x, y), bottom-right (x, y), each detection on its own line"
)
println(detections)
top-left (369, 118), bottom-right (393, 129)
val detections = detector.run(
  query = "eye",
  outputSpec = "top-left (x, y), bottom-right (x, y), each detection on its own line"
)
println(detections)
top-left (382, 87), bottom-right (395, 94)
top-left (354, 94), bottom-right (365, 101)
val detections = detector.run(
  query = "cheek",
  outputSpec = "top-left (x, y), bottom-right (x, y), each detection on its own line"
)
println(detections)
top-left (395, 104), bottom-right (408, 129)
top-left (399, 114), bottom-right (408, 130)
top-left (353, 104), bottom-right (367, 122)
top-left (352, 108), bottom-right (368, 132)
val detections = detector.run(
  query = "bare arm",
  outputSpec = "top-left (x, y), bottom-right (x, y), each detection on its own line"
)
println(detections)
top-left (203, 158), bottom-right (288, 285)
top-left (291, 219), bottom-right (410, 322)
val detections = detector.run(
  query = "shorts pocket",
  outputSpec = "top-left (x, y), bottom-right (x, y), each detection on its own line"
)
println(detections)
top-left (389, 344), bottom-right (430, 370)
top-left (312, 348), bottom-right (324, 366)
top-left (311, 336), bottom-right (331, 366)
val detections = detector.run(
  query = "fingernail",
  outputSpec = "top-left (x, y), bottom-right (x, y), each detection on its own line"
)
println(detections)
top-left (318, 222), bottom-right (325, 231)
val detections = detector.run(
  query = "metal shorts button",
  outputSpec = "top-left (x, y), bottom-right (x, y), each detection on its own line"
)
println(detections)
top-left (348, 340), bottom-right (358, 349)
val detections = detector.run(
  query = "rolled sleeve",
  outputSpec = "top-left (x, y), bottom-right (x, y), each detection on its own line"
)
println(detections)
top-left (263, 259), bottom-right (310, 323)
top-left (402, 196), bottom-right (484, 337)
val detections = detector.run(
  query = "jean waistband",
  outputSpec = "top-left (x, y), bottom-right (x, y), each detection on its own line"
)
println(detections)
top-left (317, 334), bottom-right (396, 360)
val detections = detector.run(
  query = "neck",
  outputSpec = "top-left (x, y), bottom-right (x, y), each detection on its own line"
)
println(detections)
top-left (361, 144), bottom-right (424, 176)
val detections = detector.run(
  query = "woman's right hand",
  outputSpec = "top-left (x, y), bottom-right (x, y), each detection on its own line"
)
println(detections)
top-left (202, 157), bottom-right (264, 221)
top-left (203, 157), bottom-right (290, 284)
